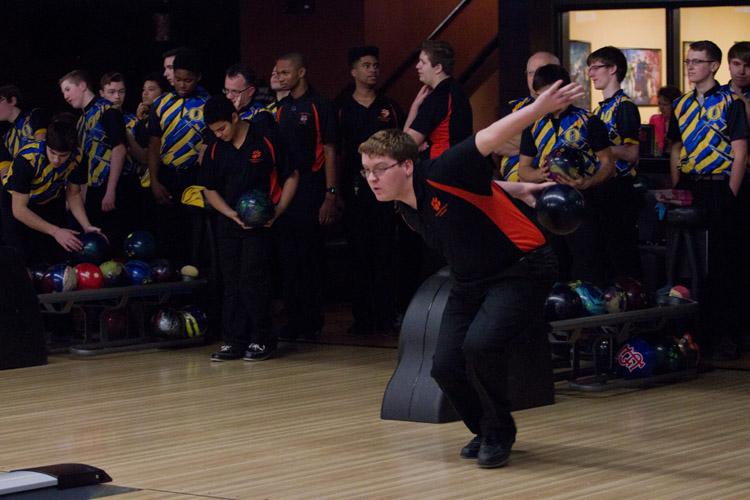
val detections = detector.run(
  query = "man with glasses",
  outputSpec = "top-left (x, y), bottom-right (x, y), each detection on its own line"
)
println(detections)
top-left (359, 80), bottom-right (582, 469)
top-left (668, 40), bottom-right (748, 360)
top-left (587, 46), bottom-right (642, 279)
top-left (337, 46), bottom-right (403, 335)
top-left (223, 64), bottom-right (264, 122)
top-left (496, 51), bottom-right (559, 182)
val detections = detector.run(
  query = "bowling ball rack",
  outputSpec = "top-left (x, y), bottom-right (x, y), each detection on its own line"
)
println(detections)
top-left (548, 297), bottom-right (700, 391)
top-left (37, 280), bottom-right (207, 356)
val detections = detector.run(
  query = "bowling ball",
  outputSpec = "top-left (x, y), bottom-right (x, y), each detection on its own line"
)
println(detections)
top-left (28, 262), bottom-right (51, 293)
top-left (152, 308), bottom-right (184, 338)
top-left (124, 230), bottom-right (156, 260)
top-left (602, 285), bottom-right (628, 314)
top-left (123, 260), bottom-right (153, 285)
top-left (545, 145), bottom-right (588, 181)
top-left (676, 332), bottom-right (700, 368)
top-left (651, 337), bottom-right (673, 375)
top-left (669, 285), bottom-right (691, 300)
top-left (615, 277), bottom-right (648, 310)
top-left (72, 232), bottom-right (109, 264)
top-left (569, 280), bottom-right (606, 315)
top-left (616, 338), bottom-right (657, 379)
top-left (181, 305), bottom-right (208, 338)
top-left (74, 263), bottom-right (104, 290)
top-left (666, 343), bottom-right (686, 372)
top-left (42, 264), bottom-right (77, 293)
top-left (100, 260), bottom-right (125, 287)
top-left (180, 265), bottom-right (199, 281)
top-left (101, 309), bottom-right (128, 340)
top-left (235, 190), bottom-right (275, 227)
top-left (536, 184), bottom-right (585, 235)
top-left (544, 282), bottom-right (584, 321)
top-left (150, 258), bottom-right (176, 283)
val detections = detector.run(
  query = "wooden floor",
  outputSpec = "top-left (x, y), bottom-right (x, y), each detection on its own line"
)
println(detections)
top-left (1, 343), bottom-right (749, 500)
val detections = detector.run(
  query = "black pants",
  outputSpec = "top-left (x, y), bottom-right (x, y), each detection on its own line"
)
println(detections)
top-left (153, 168), bottom-right (197, 267)
top-left (677, 176), bottom-right (741, 352)
top-left (1, 195), bottom-right (67, 267)
top-left (85, 174), bottom-right (141, 258)
top-left (431, 246), bottom-right (557, 441)
top-left (276, 214), bottom-right (325, 335)
top-left (216, 230), bottom-right (274, 347)
top-left (344, 185), bottom-right (398, 329)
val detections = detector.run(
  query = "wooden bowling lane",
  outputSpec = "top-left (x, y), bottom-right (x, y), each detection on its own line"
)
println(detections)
top-left (1, 343), bottom-right (749, 499)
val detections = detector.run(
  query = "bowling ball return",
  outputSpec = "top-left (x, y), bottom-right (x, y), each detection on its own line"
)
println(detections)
top-left (37, 280), bottom-right (208, 356)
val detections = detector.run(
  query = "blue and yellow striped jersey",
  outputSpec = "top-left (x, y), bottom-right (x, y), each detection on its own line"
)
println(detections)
top-left (149, 90), bottom-right (210, 171)
top-left (529, 106), bottom-right (600, 175)
top-left (239, 102), bottom-right (264, 121)
top-left (593, 89), bottom-right (639, 177)
top-left (77, 97), bottom-right (118, 187)
top-left (673, 86), bottom-right (738, 175)
top-left (6, 141), bottom-right (79, 205)
top-left (4, 109), bottom-right (47, 158)
top-left (499, 96), bottom-right (534, 181)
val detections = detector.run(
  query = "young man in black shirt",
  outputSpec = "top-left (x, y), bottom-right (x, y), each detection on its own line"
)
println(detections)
top-left (337, 46), bottom-right (403, 335)
top-left (274, 52), bottom-right (338, 339)
top-left (359, 80), bottom-right (582, 468)
top-left (201, 96), bottom-right (298, 361)
top-left (404, 40), bottom-right (473, 160)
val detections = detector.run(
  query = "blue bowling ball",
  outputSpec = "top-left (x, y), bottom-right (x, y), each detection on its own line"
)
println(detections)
top-left (123, 260), bottom-right (153, 285)
top-left (41, 264), bottom-right (78, 293)
top-left (235, 190), bottom-right (274, 227)
top-left (124, 231), bottom-right (156, 260)
top-left (616, 338), bottom-right (657, 379)
top-left (569, 280), bottom-right (606, 315)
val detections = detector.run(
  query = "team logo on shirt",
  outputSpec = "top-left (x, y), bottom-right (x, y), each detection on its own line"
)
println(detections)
top-left (250, 150), bottom-right (263, 164)
top-left (431, 196), bottom-right (448, 217)
top-left (298, 112), bottom-right (310, 125)
top-left (378, 108), bottom-right (391, 123)
top-left (564, 128), bottom-right (581, 143)
top-left (704, 105), bottom-right (722, 121)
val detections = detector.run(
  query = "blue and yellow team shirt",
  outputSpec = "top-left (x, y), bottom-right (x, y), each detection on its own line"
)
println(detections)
top-left (529, 106), bottom-right (599, 175)
top-left (239, 102), bottom-right (264, 122)
top-left (122, 111), bottom-right (139, 175)
top-left (6, 141), bottom-right (78, 205)
top-left (499, 96), bottom-right (534, 181)
top-left (593, 89), bottom-right (639, 177)
top-left (150, 90), bottom-right (209, 171)
top-left (4, 109), bottom-right (47, 158)
top-left (77, 97), bottom-right (117, 187)
top-left (673, 86), bottom-right (738, 175)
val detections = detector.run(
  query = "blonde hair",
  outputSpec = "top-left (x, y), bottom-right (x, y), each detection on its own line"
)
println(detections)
top-left (358, 129), bottom-right (418, 163)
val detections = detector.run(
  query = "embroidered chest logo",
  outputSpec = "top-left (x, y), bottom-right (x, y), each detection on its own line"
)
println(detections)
top-left (431, 196), bottom-right (448, 217)
top-left (378, 108), bottom-right (391, 123)
top-left (564, 128), bottom-right (581, 144)
top-left (298, 112), bottom-right (310, 125)
top-left (616, 344), bottom-right (645, 373)
top-left (250, 150), bottom-right (263, 164)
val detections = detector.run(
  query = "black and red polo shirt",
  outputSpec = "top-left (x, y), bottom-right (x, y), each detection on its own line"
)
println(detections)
top-left (397, 136), bottom-right (546, 283)
top-left (410, 77), bottom-right (473, 160)
top-left (199, 117), bottom-right (292, 238)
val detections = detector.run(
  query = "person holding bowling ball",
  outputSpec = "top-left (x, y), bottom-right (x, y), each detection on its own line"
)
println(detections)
top-left (517, 64), bottom-right (617, 285)
top-left (358, 79), bottom-right (582, 468)
top-left (200, 95), bottom-right (298, 362)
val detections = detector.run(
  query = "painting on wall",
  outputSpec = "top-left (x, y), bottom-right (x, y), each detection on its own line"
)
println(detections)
top-left (569, 40), bottom-right (591, 109)
top-left (621, 48), bottom-right (662, 105)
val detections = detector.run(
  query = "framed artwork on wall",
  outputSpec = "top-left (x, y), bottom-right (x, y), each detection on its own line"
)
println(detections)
top-left (569, 40), bottom-right (591, 109)
top-left (621, 48), bottom-right (662, 105)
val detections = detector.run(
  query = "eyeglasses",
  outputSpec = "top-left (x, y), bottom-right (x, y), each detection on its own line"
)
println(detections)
top-left (222, 85), bottom-right (253, 96)
top-left (587, 64), bottom-right (611, 72)
top-left (684, 59), bottom-right (715, 67)
top-left (360, 161), bottom-right (401, 179)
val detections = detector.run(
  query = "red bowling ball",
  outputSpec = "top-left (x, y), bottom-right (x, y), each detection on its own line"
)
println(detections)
top-left (75, 263), bottom-right (104, 290)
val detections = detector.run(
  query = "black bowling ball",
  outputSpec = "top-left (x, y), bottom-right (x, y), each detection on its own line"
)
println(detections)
top-left (536, 184), bottom-right (585, 235)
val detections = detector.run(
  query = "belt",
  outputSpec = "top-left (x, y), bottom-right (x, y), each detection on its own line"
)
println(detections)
top-left (687, 173), bottom-right (728, 181)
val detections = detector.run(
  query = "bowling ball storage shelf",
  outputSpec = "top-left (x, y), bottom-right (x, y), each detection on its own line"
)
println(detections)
top-left (548, 298), bottom-right (700, 391)
top-left (37, 280), bottom-right (207, 356)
